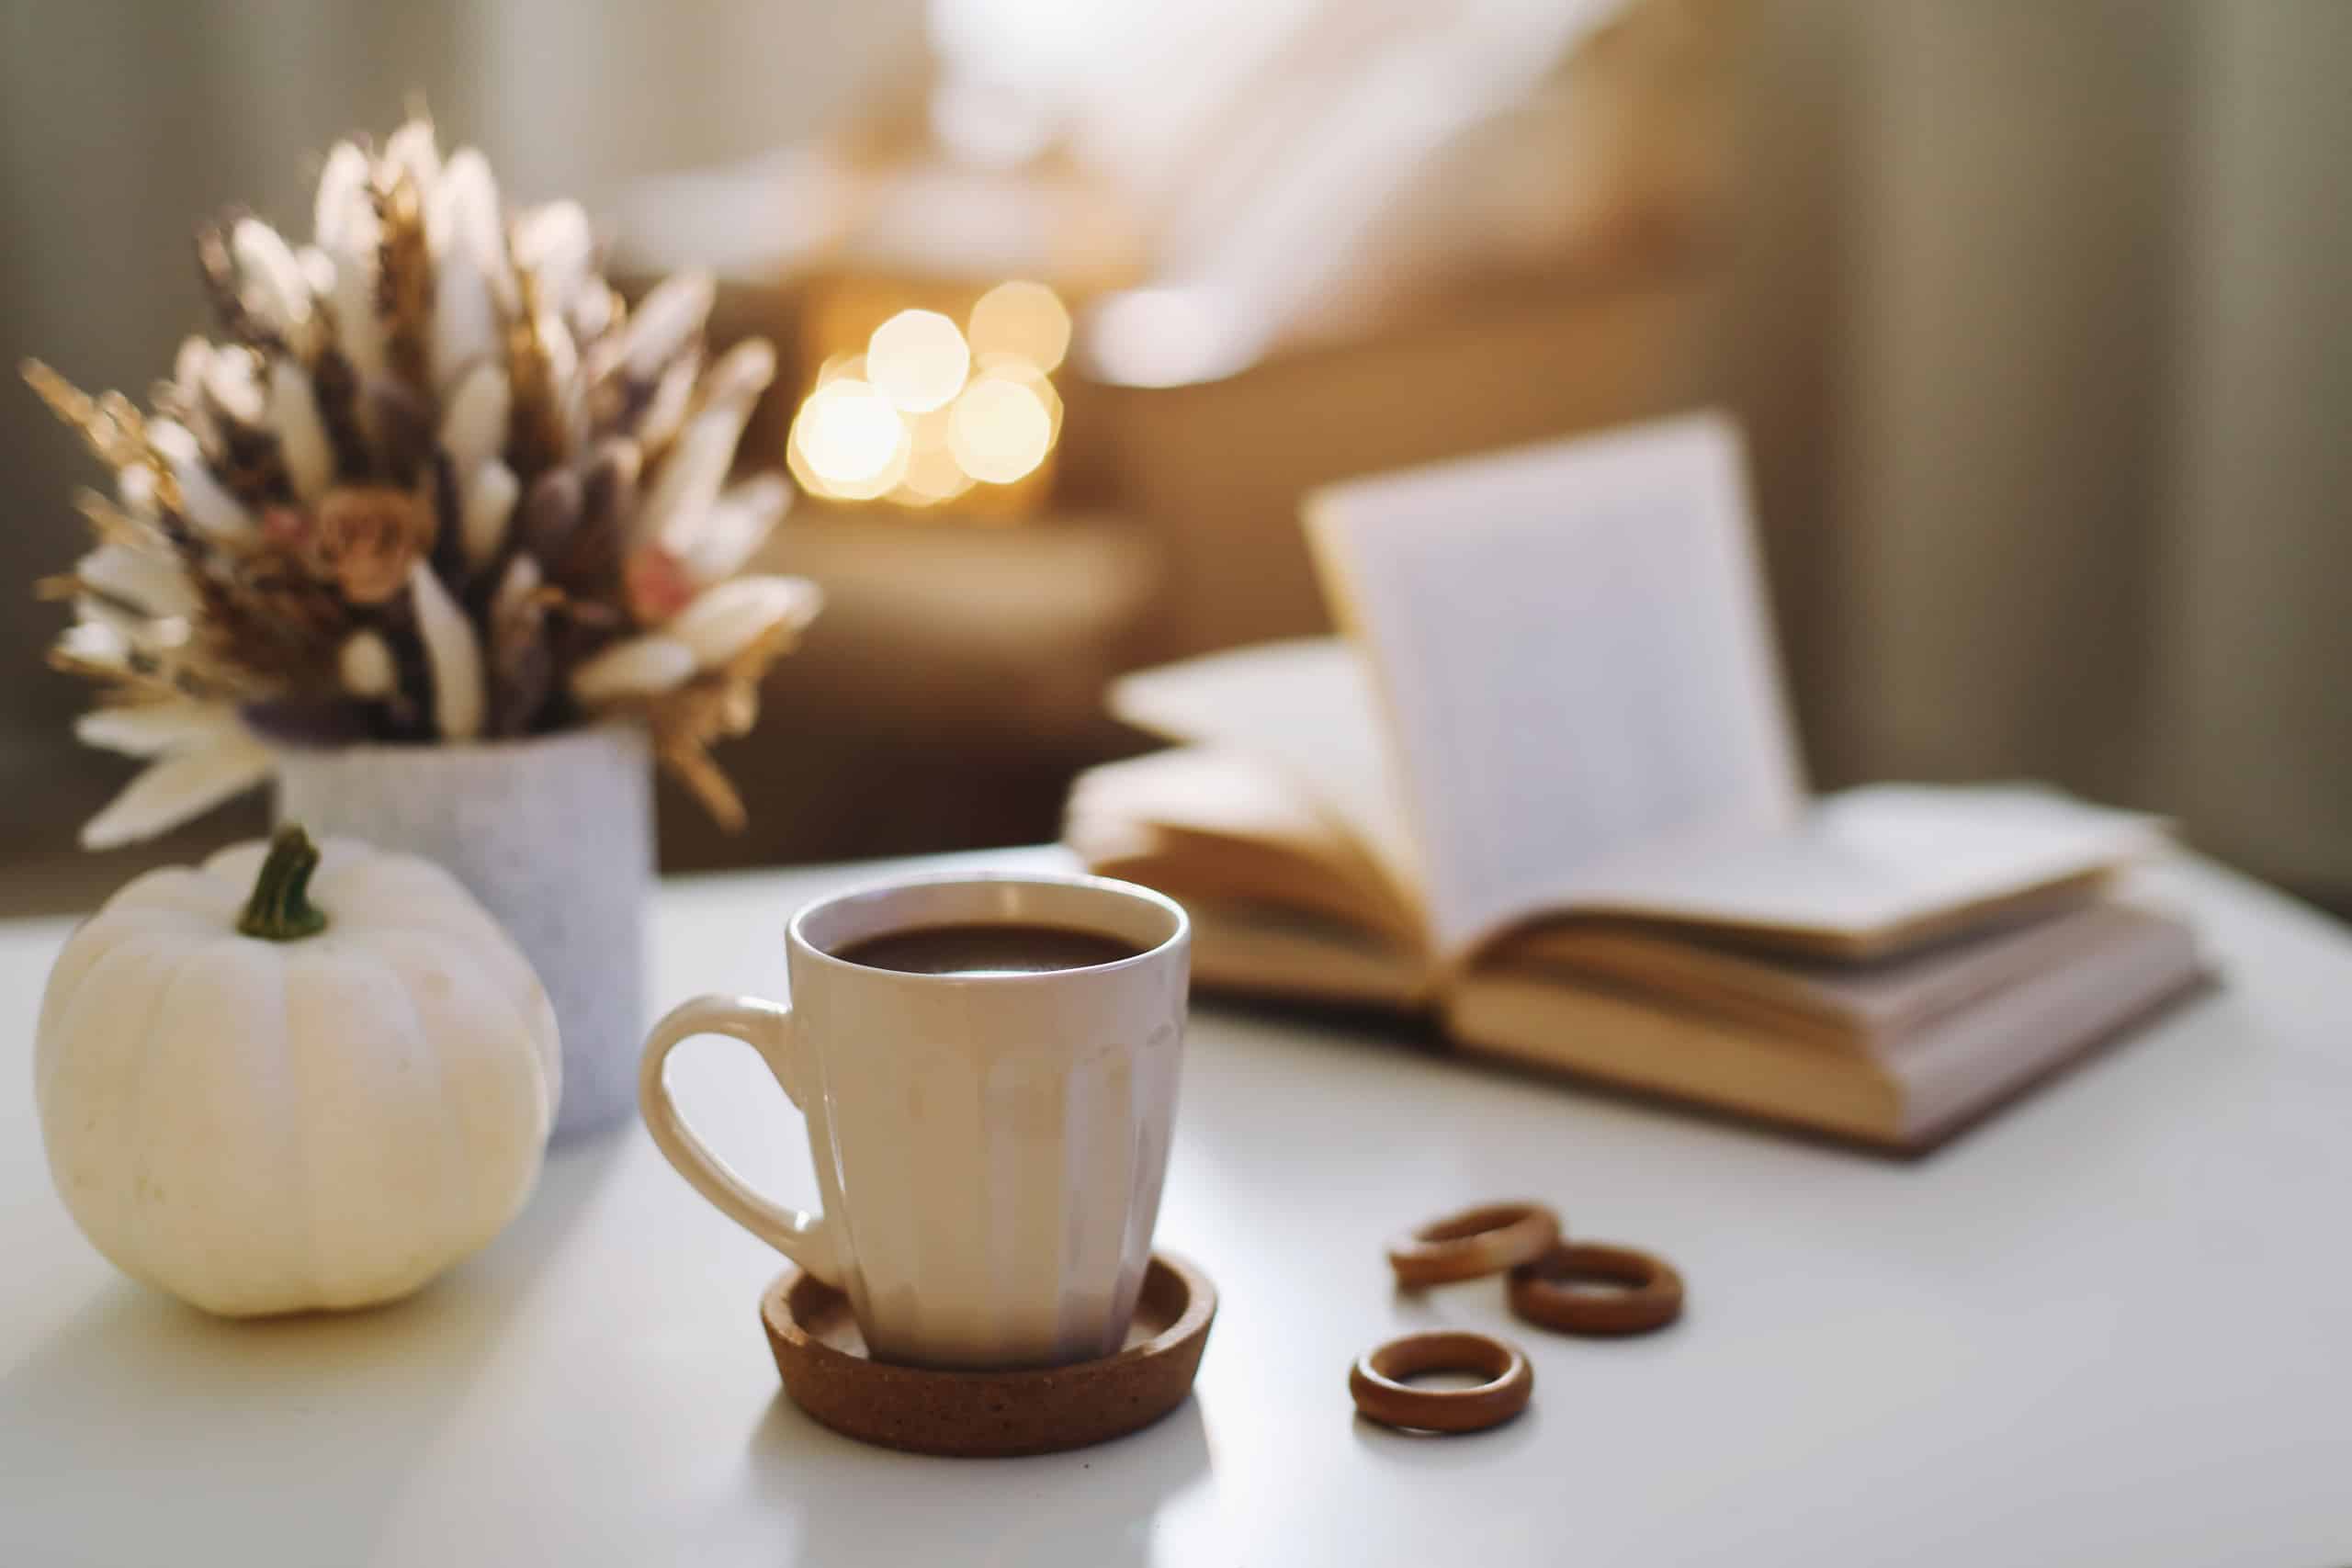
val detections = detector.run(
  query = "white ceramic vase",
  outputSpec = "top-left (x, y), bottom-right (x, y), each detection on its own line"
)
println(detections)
top-left (272, 723), bottom-right (654, 1141)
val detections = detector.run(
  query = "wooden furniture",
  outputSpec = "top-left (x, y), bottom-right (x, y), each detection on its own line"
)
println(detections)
top-left (2, 847), bottom-right (2348, 1564)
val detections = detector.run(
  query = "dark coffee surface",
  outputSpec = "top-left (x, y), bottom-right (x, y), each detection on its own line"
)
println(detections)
top-left (833, 922), bottom-right (1144, 976)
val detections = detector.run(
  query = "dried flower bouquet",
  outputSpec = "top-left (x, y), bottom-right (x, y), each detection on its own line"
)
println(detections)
top-left (25, 117), bottom-right (818, 847)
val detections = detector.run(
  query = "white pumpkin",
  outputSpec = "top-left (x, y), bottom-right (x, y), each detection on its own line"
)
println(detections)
top-left (35, 827), bottom-right (560, 1315)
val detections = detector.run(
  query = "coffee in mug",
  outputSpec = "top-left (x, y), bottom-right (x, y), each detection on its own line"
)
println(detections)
top-left (832, 922), bottom-right (1143, 976)
top-left (639, 872), bottom-right (1190, 1370)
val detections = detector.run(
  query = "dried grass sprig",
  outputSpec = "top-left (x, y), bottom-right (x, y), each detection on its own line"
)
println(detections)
top-left (645, 613), bottom-right (817, 831)
top-left (22, 359), bottom-right (153, 475)
top-left (374, 170), bottom-right (435, 392)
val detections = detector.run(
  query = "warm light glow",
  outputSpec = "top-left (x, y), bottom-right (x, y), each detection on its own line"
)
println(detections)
top-left (793, 378), bottom-right (906, 488)
top-left (967, 281), bottom-right (1070, 374)
top-left (865, 310), bottom-right (970, 413)
top-left (898, 409), bottom-right (973, 503)
top-left (789, 410), bottom-right (909, 502)
top-left (947, 374), bottom-right (1052, 484)
top-left (814, 352), bottom-right (867, 387)
top-left (791, 279), bottom-right (1070, 512)
top-left (975, 352), bottom-right (1064, 445)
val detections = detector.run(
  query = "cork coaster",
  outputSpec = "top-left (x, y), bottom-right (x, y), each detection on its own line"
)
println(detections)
top-left (761, 1253), bottom-right (1216, 1457)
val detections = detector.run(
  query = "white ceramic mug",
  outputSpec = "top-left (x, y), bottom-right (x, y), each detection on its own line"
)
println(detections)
top-left (639, 872), bottom-right (1191, 1370)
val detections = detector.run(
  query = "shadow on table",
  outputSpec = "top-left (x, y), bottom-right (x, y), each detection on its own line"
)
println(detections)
top-left (739, 1390), bottom-right (1214, 1562)
top-left (0, 1130), bottom-right (628, 1560)
top-left (1350, 1400), bottom-right (1549, 1468)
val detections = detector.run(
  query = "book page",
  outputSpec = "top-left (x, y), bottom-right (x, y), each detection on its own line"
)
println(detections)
top-left (1065, 747), bottom-right (1422, 946)
top-left (1528, 784), bottom-right (2171, 954)
top-left (1306, 412), bottom-right (1804, 962)
top-left (1107, 639), bottom-right (1425, 912)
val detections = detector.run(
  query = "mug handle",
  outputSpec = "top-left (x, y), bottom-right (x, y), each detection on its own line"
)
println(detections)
top-left (639, 994), bottom-right (842, 1284)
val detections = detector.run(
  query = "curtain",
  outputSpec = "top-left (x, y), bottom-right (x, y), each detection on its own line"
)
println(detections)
top-left (1726, 0), bottom-right (2352, 903)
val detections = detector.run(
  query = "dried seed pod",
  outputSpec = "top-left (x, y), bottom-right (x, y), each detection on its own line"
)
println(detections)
top-left (429, 149), bottom-right (511, 389)
top-left (407, 560), bottom-right (482, 739)
top-left (383, 118), bottom-right (442, 204)
top-left (694, 338), bottom-right (777, 413)
top-left (513, 200), bottom-right (593, 319)
top-left (74, 699), bottom-right (239, 757)
top-left (116, 466), bottom-right (162, 523)
top-left (231, 218), bottom-right (315, 351)
top-left (677, 474), bottom-right (790, 586)
top-left (199, 344), bottom-right (266, 426)
top-left (79, 543), bottom-right (198, 617)
top-left (193, 220), bottom-right (274, 352)
top-left (629, 351), bottom-right (699, 458)
top-left (149, 419), bottom-right (255, 542)
top-left (621, 270), bottom-right (714, 383)
top-left (296, 244), bottom-right (336, 300)
top-left (569, 634), bottom-right (694, 705)
top-left (665, 576), bottom-right (820, 670)
top-left (337, 628), bottom-right (398, 697)
top-left (80, 727), bottom-right (274, 851)
top-left (267, 362), bottom-right (335, 502)
top-left (438, 362), bottom-right (511, 482)
top-left (459, 460), bottom-right (521, 571)
top-left (318, 142), bottom-right (389, 386)
top-left (636, 394), bottom-right (757, 556)
top-left (313, 142), bottom-right (374, 254)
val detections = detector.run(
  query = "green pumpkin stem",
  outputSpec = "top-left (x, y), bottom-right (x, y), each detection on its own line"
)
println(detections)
top-left (237, 824), bottom-right (329, 942)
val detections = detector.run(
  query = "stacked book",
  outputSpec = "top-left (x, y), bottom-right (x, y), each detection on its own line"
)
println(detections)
top-left (1066, 417), bottom-right (2205, 1149)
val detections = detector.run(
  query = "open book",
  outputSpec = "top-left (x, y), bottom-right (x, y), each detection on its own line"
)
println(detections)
top-left (1067, 415), bottom-right (2205, 1148)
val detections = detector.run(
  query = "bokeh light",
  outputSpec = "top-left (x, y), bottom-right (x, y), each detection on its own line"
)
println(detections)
top-left (786, 279), bottom-right (1070, 512)
top-left (948, 374), bottom-right (1053, 484)
top-left (975, 352), bottom-right (1064, 446)
top-left (814, 352), bottom-right (867, 387)
top-left (865, 310), bottom-right (971, 413)
top-left (967, 281), bottom-right (1071, 374)
top-left (898, 408), bottom-right (974, 504)
top-left (791, 378), bottom-right (909, 499)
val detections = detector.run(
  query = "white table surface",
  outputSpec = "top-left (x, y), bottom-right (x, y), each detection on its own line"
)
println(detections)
top-left (4, 846), bottom-right (2349, 1567)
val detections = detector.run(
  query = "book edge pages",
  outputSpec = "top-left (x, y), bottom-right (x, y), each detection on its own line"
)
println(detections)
top-left (1482, 895), bottom-right (2138, 1051)
top-left (1181, 899), bottom-right (1436, 1010)
top-left (1443, 908), bottom-right (2207, 1149)
top-left (1891, 913), bottom-right (2208, 1143)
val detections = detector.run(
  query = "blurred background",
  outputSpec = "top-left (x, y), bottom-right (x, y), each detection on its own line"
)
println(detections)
top-left (3, 0), bottom-right (2346, 913)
